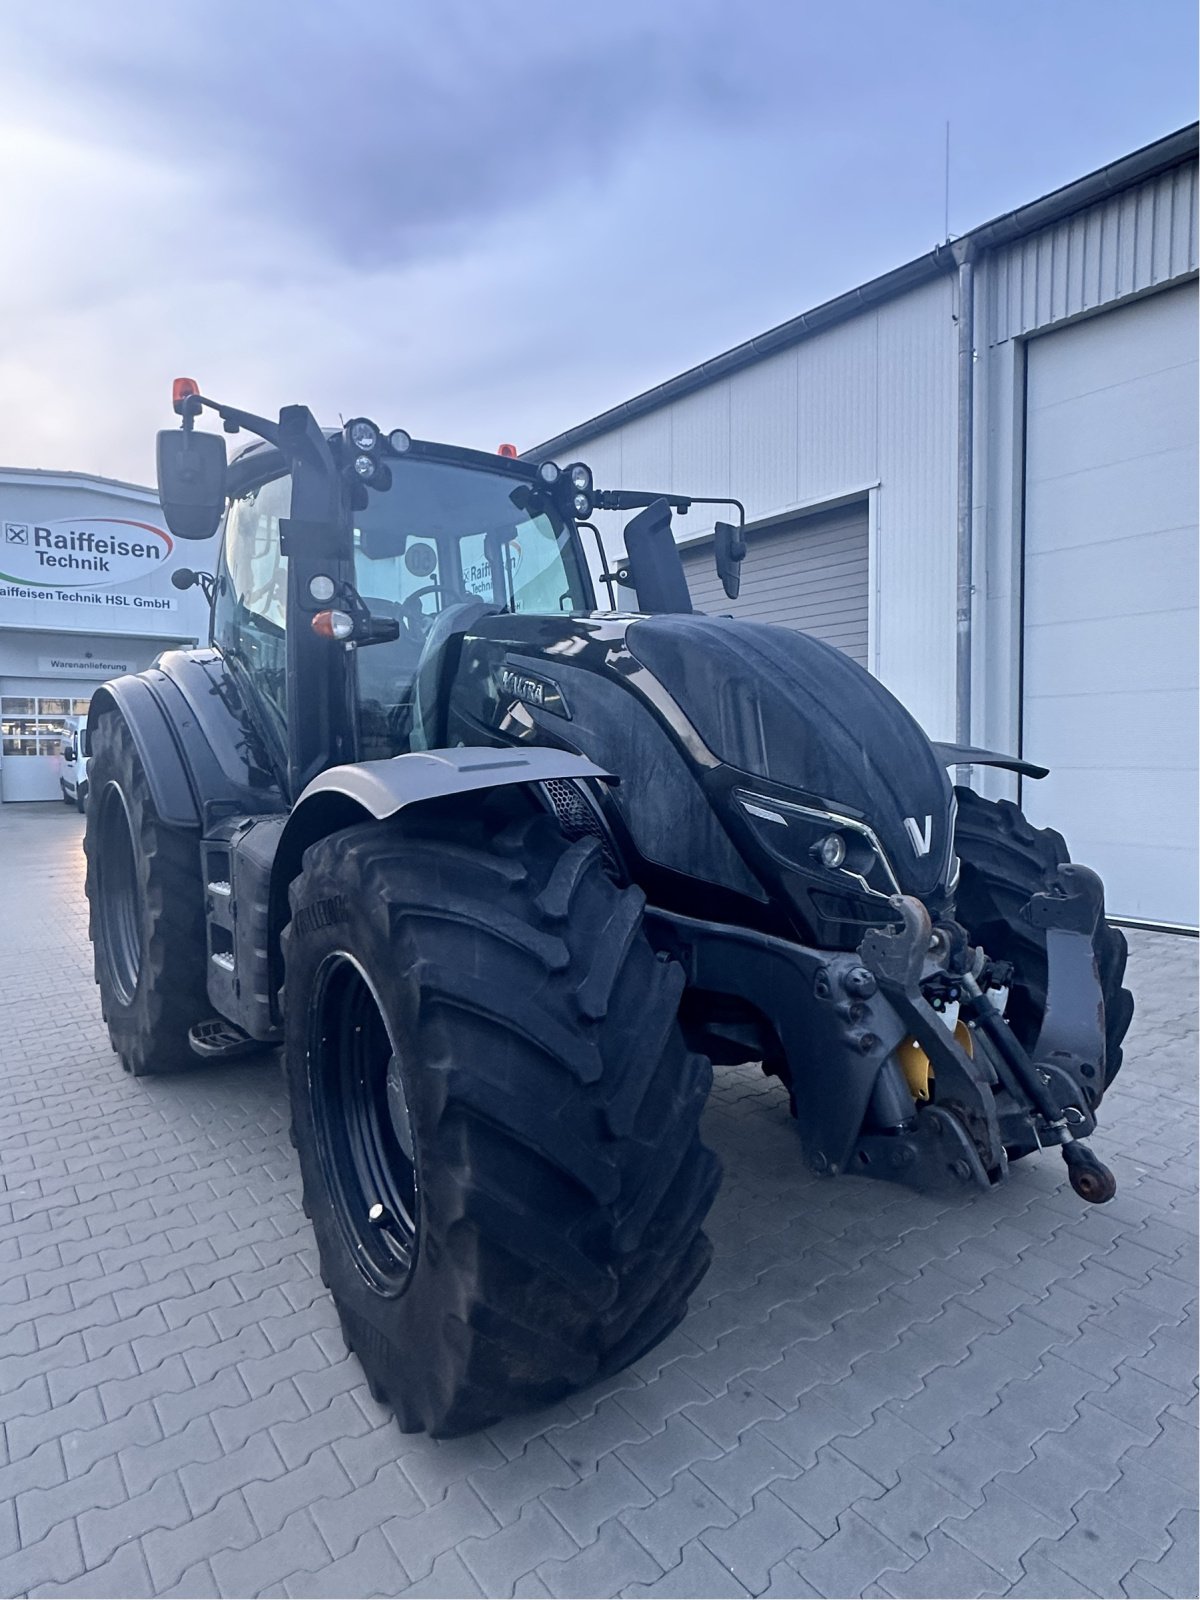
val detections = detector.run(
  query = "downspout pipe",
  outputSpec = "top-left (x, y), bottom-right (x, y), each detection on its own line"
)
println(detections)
top-left (953, 240), bottom-right (976, 786)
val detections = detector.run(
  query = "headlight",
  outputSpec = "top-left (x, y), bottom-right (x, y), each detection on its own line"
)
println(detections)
top-left (573, 491), bottom-right (591, 516)
top-left (353, 454), bottom-right (376, 479)
top-left (814, 833), bottom-right (847, 870)
top-left (567, 462), bottom-right (592, 493)
top-left (387, 428), bottom-right (411, 454)
top-left (538, 461), bottom-right (560, 484)
top-left (735, 789), bottom-right (901, 899)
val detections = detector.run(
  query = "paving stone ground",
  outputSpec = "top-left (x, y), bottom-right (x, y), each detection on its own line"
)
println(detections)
top-left (0, 801), bottom-right (1196, 1600)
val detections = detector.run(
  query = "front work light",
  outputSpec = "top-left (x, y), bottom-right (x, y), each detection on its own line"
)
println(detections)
top-left (538, 461), bottom-right (560, 484)
top-left (567, 462), bottom-right (592, 493)
top-left (573, 492), bottom-right (591, 516)
top-left (387, 428), bottom-right (412, 454)
top-left (353, 454), bottom-right (376, 479)
top-left (346, 418), bottom-right (379, 452)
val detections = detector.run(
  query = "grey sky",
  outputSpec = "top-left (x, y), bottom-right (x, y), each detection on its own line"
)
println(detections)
top-left (0, 0), bottom-right (1195, 484)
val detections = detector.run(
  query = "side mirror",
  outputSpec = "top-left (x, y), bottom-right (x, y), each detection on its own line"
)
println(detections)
top-left (156, 429), bottom-right (227, 540)
top-left (714, 520), bottom-right (746, 600)
top-left (621, 498), bottom-right (693, 615)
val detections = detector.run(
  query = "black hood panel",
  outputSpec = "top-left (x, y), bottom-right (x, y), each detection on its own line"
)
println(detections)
top-left (627, 615), bottom-right (954, 897)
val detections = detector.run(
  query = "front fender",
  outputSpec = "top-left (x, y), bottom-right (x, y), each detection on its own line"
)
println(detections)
top-left (291, 746), bottom-right (614, 822)
top-left (265, 746), bottom-right (615, 1015)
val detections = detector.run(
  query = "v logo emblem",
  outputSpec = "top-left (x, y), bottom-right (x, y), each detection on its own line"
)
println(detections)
top-left (903, 815), bottom-right (933, 856)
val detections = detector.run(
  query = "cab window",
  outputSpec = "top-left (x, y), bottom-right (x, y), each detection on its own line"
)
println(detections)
top-left (213, 474), bottom-right (292, 747)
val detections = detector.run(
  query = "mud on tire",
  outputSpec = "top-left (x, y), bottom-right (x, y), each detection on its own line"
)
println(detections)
top-left (282, 805), bottom-right (721, 1437)
top-left (83, 710), bottom-right (210, 1074)
top-left (952, 786), bottom-right (1134, 1091)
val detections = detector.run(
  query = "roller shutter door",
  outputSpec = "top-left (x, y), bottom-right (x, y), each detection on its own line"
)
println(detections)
top-left (1021, 281), bottom-right (1198, 926)
top-left (681, 500), bottom-right (870, 665)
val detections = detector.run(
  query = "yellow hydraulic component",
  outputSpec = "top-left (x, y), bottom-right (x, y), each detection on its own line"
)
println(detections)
top-left (896, 1020), bottom-right (972, 1104)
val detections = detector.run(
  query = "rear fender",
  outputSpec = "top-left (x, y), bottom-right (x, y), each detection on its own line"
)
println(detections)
top-left (87, 675), bottom-right (200, 827)
top-left (87, 650), bottom-right (287, 830)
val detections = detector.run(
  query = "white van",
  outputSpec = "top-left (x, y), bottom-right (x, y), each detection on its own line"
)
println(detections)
top-left (60, 715), bottom-right (90, 812)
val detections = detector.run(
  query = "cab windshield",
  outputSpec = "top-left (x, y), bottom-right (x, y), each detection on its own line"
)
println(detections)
top-left (352, 455), bottom-right (593, 757)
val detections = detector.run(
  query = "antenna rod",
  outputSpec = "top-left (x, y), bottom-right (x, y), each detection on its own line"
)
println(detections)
top-left (944, 120), bottom-right (951, 241)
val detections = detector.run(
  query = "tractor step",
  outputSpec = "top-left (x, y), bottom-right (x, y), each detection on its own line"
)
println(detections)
top-left (188, 1018), bottom-right (266, 1061)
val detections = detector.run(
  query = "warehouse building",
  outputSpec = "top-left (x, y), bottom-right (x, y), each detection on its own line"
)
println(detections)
top-left (0, 467), bottom-right (218, 803)
top-left (531, 125), bottom-right (1199, 929)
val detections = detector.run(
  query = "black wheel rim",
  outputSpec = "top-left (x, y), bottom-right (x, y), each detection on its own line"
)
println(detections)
top-left (309, 953), bottom-right (419, 1294)
top-left (95, 782), bottom-right (143, 1006)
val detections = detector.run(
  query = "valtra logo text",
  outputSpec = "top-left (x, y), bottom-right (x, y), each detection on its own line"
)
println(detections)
top-left (1, 517), bottom-right (174, 588)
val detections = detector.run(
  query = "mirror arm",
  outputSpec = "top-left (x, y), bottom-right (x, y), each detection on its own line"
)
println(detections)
top-left (179, 391), bottom-right (282, 449)
top-left (594, 491), bottom-right (746, 531)
top-left (686, 495), bottom-right (746, 530)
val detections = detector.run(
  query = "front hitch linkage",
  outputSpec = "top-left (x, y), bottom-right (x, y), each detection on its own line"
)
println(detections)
top-left (863, 895), bottom-right (1117, 1204)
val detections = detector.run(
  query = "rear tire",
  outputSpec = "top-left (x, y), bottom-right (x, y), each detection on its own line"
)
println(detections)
top-left (283, 806), bottom-right (720, 1437)
top-left (952, 787), bottom-right (1134, 1091)
top-left (84, 711), bottom-right (210, 1075)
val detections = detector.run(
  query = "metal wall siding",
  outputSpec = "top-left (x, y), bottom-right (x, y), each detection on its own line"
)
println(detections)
top-left (554, 272), bottom-right (958, 731)
top-left (728, 348), bottom-right (799, 515)
top-left (616, 407), bottom-right (672, 489)
top-left (987, 163), bottom-right (1199, 345)
top-left (670, 383), bottom-right (732, 500)
top-left (795, 313), bottom-right (879, 501)
top-left (874, 276), bottom-right (959, 735)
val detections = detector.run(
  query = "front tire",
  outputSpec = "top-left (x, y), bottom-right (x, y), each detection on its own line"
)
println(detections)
top-left (952, 787), bottom-right (1134, 1091)
top-left (283, 806), bottom-right (720, 1437)
top-left (84, 711), bottom-right (210, 1074)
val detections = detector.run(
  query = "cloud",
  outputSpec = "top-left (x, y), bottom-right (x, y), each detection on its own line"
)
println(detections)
top-left (0, 0), bottom-right (1193, 485)
top-left (1, 1), bottom-right (797, 270)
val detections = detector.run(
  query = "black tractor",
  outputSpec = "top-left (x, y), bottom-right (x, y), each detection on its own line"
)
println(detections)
top-left (83, 382), bottom-right (1133, 1436)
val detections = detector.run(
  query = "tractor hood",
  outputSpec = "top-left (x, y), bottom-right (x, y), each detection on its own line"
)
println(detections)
top-left (626, 614), bottom-right (955, 899)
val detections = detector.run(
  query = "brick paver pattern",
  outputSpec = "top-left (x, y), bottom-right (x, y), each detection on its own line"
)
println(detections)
top-left (0, 802), bottom-right (1196, 1598)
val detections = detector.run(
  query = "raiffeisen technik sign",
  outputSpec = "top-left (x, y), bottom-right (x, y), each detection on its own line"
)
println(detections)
top-left (2, 517), bottom-right (172, 586)
top-left (0, 510), bottom-right (198, 632)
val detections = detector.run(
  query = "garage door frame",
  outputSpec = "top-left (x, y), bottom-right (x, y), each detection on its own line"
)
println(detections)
top-left (1015, 279), bottom-right (1199, 931)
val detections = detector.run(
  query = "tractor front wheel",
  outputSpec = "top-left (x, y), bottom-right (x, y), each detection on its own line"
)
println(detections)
top-left (952, 786), bottom-right (1134, 1092)
top-left (283, 806), bottom-right (720, 1437)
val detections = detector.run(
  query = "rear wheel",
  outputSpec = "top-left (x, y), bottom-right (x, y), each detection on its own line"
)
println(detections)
top-left (952, 787), bottom-right (1134, 1092)
top-left (283, 805), bottom-right (720, 1437)
top-left (84, 711), bottom-right (210, 1074)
